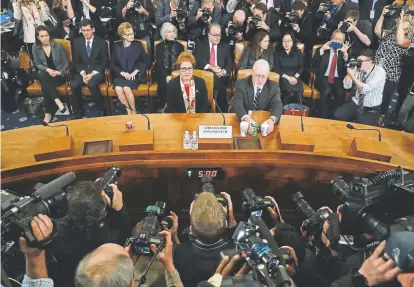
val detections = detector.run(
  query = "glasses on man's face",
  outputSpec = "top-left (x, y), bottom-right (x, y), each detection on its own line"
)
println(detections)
top-left (253, 74), bottom-right (267, 80)
top-left (209, 33), bottom-right (221, 38)
top-left (180, 67), bottom-right (193, 73)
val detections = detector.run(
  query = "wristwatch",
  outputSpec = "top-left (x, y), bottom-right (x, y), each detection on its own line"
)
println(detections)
top-left (351, 269), bottom-right (369, 287)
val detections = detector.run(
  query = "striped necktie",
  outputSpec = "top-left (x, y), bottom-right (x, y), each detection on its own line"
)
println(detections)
top-left (253, 88), bottom-right (261, 110)
top-left (357, 72), bottom-right (367, 114)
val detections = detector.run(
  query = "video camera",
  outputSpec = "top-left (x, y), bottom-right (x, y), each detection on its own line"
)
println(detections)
top-left (249, 15), bottom-right (262, 30)
top-left (126, 201), bottom-right (173, 255)
top-left (176, 0), bottom-right (189, 30)
top-left (331, 167), bottom-right (414, 241)
top-left (242, 188), bottom-right (274, 215)
top-left (292, 191), bottom-right (330, 236)
top-left (228, 22), bottom-right (244, 46)
top-left (345, 58), bottom-right (362, 69)
top-left (195, 176), bottom-right (228, 207)
top-left (98, 166), bottom-right (122, 204)
top-left (319, 0), bottom-right (332, 13)
top-left (201, 7), bottom-right (211, 23)
top-left (384, 4), bottom-right (402, 18)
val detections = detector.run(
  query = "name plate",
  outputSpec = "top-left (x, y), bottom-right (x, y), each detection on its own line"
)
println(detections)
top-left (198, 125), bottom-right (233, 139)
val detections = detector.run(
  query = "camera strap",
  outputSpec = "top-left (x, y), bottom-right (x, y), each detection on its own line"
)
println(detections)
top-left (35, 228), bottom-right (58, 249)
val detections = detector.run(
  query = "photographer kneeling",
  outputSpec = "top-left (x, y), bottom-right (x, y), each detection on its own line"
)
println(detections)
top-left (334, 49), bottom-right (386, 126)
top-left (47, 181), bottom-right (130, 287)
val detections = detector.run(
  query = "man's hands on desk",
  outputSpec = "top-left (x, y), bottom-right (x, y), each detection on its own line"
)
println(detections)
top-left (242, 116), bottom-right (275, 135)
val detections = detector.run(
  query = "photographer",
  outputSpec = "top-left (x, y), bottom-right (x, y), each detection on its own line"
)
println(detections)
top-left (223, 9), bottom-right (246, 44)
top-left (116, 0), bottom-right (155, 55)
top-left (334, 49), bottom-right (386, 126)
top-left (155, 0), bottom-right (188, 40)
top-left (289, 0), bottom-right (313, 47)
top-left (188, 0), bottom-right (222, 40)
top-left (47, 181), bottom-right (130, 287)
top-left (245, 2), bottom-right (281, 42)
top-left (173, 192), bottom-right (236, 286)
top-left (315, 0), bottom-right (350, 42)
top-left (338, 10), bottom-right (373, 59)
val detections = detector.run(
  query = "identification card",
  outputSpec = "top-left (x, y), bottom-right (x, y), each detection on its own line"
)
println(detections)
top-left (370, 10), bottom-right (375, 20)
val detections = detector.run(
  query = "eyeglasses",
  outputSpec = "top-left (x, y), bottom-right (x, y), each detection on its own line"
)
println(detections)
top-left (282, 39), bottom-right (293, 43)
top-left (209, 33), bottom-right (221, 38)
top-left (124, 33), bottom-right (134, 37)
top-left (180, 67), bottom-right (193, 72)
top-left (253, 74), bottom-right (267, 80)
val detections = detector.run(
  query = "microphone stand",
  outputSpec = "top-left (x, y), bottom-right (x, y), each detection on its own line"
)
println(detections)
top-left (214, 92), bottom-right (227, 126)
top-left (346, 123), bottom-right (382, 141)
top-left (137, 241), bottom-right (165, 287)
top-left (123, 104), bottom-right (151, 130)
top-left (298, 94), bottom-right (305, 132)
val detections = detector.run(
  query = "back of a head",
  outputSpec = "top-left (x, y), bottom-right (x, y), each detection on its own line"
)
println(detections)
top-left (273, 222), bottom-right (306, 264)
top-left (75, 244), bottom-right (134, 287)
top-left (191, 192), bottom-right (227, 244)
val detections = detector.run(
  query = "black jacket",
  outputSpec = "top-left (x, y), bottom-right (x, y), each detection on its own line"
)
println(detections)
top-left (325, 2), bottom-right (351, 31)
top-left (194, 39), bottom-right (233, 76)
top-left (154, 40), bottom-right (185, 80)
top-left (311, 47), bottom-right (347, 79)
top-left (245, 10), bottom-right (281, 42)
top-left (115, 0), bottom-right (155, 39)
top-left (166, 76), bottom-right (209, 113)
top-left (74, 0), bottom-right (103, 34)
top-left (72, 35), bottom-right (109, 75)
top-left (110, 41), bottom-right (149, 80)
top-left (188, 3), bottom-right (223, 40)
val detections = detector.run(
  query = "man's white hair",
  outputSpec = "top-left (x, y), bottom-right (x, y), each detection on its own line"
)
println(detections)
top-left (253, 59), bottom-right (270, 72)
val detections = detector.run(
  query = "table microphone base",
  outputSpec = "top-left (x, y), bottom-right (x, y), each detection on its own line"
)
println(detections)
top-left (350, 137), bottom-right (392, 162)
top-left (34, 136), bottom-right (74, 161)
top-left (119, 130), bottom-right (154, 151)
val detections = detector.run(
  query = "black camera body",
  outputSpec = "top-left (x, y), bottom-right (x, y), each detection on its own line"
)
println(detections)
top-left (228, 22), bottom-right (244, 45)
top-left (317, 26), bottom-right (333, 40)
top-left (99, 167), bottom-right (122, 202)
top-left (292, 192), bottom-right (329, 236)
top-left (279, 248), bottom-right (294, 266)
top-left (284, 11), bottom-right (300, 26)
top-left (195, 176), bottom-right (228, 207)
top-left (127, 201), bottom-right (172, 255)
top-left (319, 0), bottom-right (332, 13)
top-left (242, 188), bottom-right (274, 213)
top-left (385, 4), bottom-right (402, 18)
top-left (133, 0), bottom-right (142, 8)
top-left (346, 58), bottom-right (362, 69)
top-left (249, 15), bottom-right (262, 30)
top-left (201, 7), bottom-right (211, 23)
top-left (340, 21), bottom-right (351, 33)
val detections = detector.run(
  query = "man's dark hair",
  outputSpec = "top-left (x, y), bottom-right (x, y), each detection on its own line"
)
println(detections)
top-left (345, 9), bottom-right (359, 21)
top-left (254, 2), bottom-right (268, 15)
top-left (62, 181), bottom-right (106, 237)
top-left (361, 49), bottom-right (375, 61)
top-left (325, 214), bottom-right (340, 252)
top-left (273, 223), bottom-right (306, 264)
top-left (80, 18), bottom-right (95, 29)
top-left (292, 0), bottom-right (306, 11)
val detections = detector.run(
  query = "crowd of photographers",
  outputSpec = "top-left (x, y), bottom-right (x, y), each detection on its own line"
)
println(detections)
top-left (2, 167), bottom-right (414, 287)
top-left (3, 0), bottom-right (414, 130)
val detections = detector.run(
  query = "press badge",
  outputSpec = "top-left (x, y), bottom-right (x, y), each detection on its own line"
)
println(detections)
top-left (370, 10), bottom-right (375, 20)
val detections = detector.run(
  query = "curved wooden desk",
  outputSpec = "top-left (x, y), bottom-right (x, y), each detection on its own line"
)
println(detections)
top-left (2, 113), bottom-right (413, 221)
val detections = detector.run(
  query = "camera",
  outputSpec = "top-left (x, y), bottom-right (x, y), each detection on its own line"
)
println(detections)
top-left (242, 188), bottom-right (274, 214)
top-left (201, 7), bottom-right (211, 23)
top-left (339, 21), bottom-right (351, 33)
top-left (249, 15), bottom-right (262, 30)
top-left (384, 4), bottom-right (402, 18)
top-left (331, 167), bottom-right (414, 241)
top-left (346, 58), bottom-right (362, 69)
top-left (317, 26), bottom-right (332, 40)
top-left (279, 248), bottom-right (294, 266)
top-left (227, 22), bottom-right (244, 45)
top-left (292, 192), bottom-right (330, 236)
top-left (126, 201), bottom-right (173, 255)
top-left (284, 11), bottom-right (300, 25)
top-left (195, 176), bottom-right (228, 207)
top-left (99, 166), bottom-right (122, 203)
top-left (133, 0), bottom-right (142, 8)
top-left (319, 0), bottom-right (332, 13)
top-left (175, 0), bottom-right (188, 30)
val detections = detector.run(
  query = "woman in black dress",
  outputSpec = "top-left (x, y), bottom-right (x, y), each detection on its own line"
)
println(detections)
top-left (154, 22), bottom-right (185, 110)
top-left (32, 25), bottom-right (69, 124)
top-left (274, 31), bottom-right (304, 105)
top-left (110, 22), bottom-right (149, 115)
top-left (240, 31), bottom-right (274, 70)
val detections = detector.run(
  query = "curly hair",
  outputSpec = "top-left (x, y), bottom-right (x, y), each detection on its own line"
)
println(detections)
top-left (61, 181), bottom-right (107, 237)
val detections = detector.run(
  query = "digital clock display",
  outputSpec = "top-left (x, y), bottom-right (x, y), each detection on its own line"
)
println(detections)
top-left (186, 168), bottom-right (225, 180)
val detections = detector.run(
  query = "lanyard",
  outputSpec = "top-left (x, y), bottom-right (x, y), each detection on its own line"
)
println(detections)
top-left (371, 0), bottom-right (378, 10)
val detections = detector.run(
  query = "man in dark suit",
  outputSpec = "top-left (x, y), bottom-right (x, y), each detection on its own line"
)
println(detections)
top-left (245, 2), bottom-right (281, 42)
top-left (231, 59), bottom-right (283, 135)
top-left (312, 30), bottom-right (349, 118)
top-left (71, 19), bottom-right (109, 118)
top-left (194, 23), bottom-right (233, 112)
top-left (188, 0), bottom-right (222, 40)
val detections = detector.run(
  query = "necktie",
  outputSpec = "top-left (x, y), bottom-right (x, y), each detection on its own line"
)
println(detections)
top-left (209, 45), bottom-right (215, 67)
top-left (253, 88), bottom-right (261, 110)
top-left (87, 41), bottom-right (91, 57)
top-left (357, 72), bottom-right (367, 114)
top-left (328, 50), bottom-right (337, 84)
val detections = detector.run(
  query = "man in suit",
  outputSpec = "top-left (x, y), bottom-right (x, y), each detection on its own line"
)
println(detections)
top-left (71, 19), bottom-right (109, 118)
top-left (194, 23), bottom-right (233, 112)
top-left (188, 0), bottom-right (222, 41)
top-left (312, 30), bottom-right (349, 118)
top-left (231, 59), bottom-right (283, 135)
top-left (245, 2), bottom-right (281, 42)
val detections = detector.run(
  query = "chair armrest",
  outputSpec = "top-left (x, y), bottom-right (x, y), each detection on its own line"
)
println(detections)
top-left (209, 98), bottom-right (216, 113)
top-left (65, 65), bottom-right (73, 85)
top-left (105, 68), bottom-right (112, 86)
top-left (148, 61), bottom-right (156, 85)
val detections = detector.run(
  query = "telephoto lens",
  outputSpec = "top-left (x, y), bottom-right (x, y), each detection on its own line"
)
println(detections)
top-left (292, 191), bottom-right (315, 218)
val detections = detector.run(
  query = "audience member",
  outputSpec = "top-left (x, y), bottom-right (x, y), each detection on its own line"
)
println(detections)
top-left (74, 0), bottom-right (104, 37)
top-left (245, 2), bottom-right (281, 42)
top-left (334, 49), bottom-right (386, 126)
top-left (188, 0), bottom-right (222, 41)
top-left (166, 51), bottom-right (209, 113)
top-left (240, 31), bottom-right (274, 70)
top-left (274, 31), bottom-right (304, 105)
top-left (317, 0), bottom-right (350, 37)
top-left (223, 9), bottom-right (246, 43)
top-left (291, 0), bottom-right (314, 49)
top-left (110, 22), bottom-right (149, 115)
top-left (232, 59), bottom-right (283, 135)
top-left (71, 18), bottom-right (109, 118)
top-left (194, 23), bottom-right (232, 112)
top-left (154, 22), bottom-right (185, 109)
top-left (32, 25), bottom-right (69, 124)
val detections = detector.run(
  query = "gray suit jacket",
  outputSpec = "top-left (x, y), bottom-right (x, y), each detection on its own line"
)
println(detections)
top-left (231, 75), bottom-right (283, 121)
top-left (32, 41), bottom-right (70, 75)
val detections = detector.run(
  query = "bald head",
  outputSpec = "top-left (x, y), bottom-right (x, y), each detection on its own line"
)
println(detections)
top-left (253, 59), bottom-right (270, 74)
top-left (233, 10), bottom-right (246, 24)
top-left (75, 244), bottom-right (134, 287)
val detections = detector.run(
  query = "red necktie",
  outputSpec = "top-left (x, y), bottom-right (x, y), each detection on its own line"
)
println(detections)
top-left (210, 45), bottom-right (215, 67)
top-left (328, 50), bottom-right (338, 84)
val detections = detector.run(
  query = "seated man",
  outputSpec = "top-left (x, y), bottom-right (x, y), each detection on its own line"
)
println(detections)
top-left (334, 49), bottom-right (385, 126)
top-left (231, 59), bottom-right (283, 136)
top-left (71, 19), bottom-right (109, 118)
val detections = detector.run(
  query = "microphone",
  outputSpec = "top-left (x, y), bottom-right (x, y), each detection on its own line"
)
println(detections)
top-left (42, 122), bottom-right (69, 136)
top-left (122, 104), bottom-right (151, 130)
top-left (346, 123), bottom-right (382, 141)
top-left (33, 172), bottom-right (76, 200)
top-left (299, 94), bottom-right (305, 132)
top-left (213, 92), bottom-right (226, 126)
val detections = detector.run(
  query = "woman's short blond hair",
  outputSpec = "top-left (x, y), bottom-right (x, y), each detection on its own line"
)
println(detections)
top-left (118, 22), bottom-right (134, 38)
top-left (176, 51), bottom-right (196, 69)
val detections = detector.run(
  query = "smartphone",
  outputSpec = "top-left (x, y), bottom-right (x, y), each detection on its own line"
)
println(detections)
top-left (330, 41), bottom-right (343, 50)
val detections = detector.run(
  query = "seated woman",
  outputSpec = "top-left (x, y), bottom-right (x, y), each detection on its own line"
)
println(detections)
top-left (274, 32), bottom-right (304, 105)
top-left (110, 22), bottom-right (149, 115)
top-left (239, 31), bottom-right (274, 70)
top-left (154, 22), bottom-right (184, 110)
top-left (32, 25), bottom-right (69, 125)
top-left (166, 52), bottom-right (209, 113)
